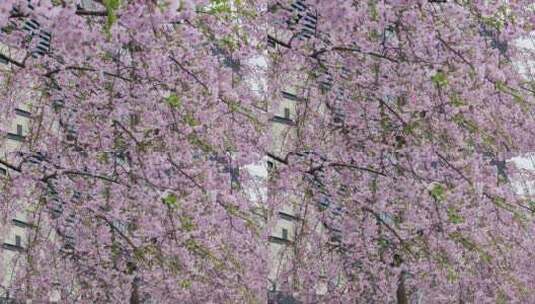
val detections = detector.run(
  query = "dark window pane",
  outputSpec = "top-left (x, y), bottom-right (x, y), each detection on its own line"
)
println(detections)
top-left (282, 228), bottom-right (288, 240)
top-left (284, 108), bottom-right (290, 119)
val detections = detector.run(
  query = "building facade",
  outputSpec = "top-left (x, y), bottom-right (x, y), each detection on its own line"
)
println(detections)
top-left (0, 44), bottom-right (33, 302)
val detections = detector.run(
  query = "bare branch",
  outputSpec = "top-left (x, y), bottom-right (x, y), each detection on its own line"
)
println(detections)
top-left (169, 54), bottom-right (209, 91)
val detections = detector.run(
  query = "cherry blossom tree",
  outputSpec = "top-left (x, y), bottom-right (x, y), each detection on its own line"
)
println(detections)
top-left (266, 0), bottom-right (535, 303)
top-left (0, 0), bottom-right (535, 303)
top-left (0, 0), bottom-right (270, 303)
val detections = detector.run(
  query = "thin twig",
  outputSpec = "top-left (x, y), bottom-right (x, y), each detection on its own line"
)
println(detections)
top-left (362, 206), bottom-right (415, 257)
top-left (328, 163), bottom-right (388, 177)
top-left (436, 152), bottom-right (472, 184)
top-left (311, 46), bottom-right (399, 63)
top-left (168, 54), bottom-right (209, 91)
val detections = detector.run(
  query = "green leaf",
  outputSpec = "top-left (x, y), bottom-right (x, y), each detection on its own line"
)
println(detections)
top-left (495, 81), bottom-right (529, 112)
top-left (166, 94), bottom-right (182, 108)
top-left (220, 36), bottom-right (238, 51)
top-left (482, 15), bottom-right (505, 31)
top-left (205, 0), bottom-right (232, 14)
top-left (104, 0), bottom-right (121, 10)
top-left (103, 0), bottom-right (121, 36)
top-left (430, 183), bottom-right (446, 201)
top-left (184, 113), bottom-right (199, 127)
top-left (496, 290), bottom-right (508, 304)
top-left (187, 133), bottom-right (212, 152)
top-left (97, 152), bottom-right (110, 164)
top-left (449, 232), bottom-right (492, 263)
top-left (180, 215), bottom-right (195, 232)
top-left (402, 120), bottom-right (419, 135)
top-left (452, 113), bottom-right (478, 133)
top-left (447, 267), bottom-right (458, 283)
top-left (163, 193), bottom-right (178, 207)
top-left (377, 238), bottom-right (390, 249)
top-left (368, 1), bottom-right (378, 21)
top-left (450, 93), bottom-right (465, 107)
top-left (179, 279), bottom-right (192, 289)
top-left (447, 207), bottom-right (464, 224)
top-left (431, 71), bottom-right (448, 87)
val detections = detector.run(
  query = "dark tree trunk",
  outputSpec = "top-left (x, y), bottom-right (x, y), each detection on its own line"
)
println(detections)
top-left (397, 271), bottom-right (408, 304)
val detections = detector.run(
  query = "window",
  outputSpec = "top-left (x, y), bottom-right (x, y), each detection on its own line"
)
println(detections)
top-left (130, 113), bottom-right (140, 127)
top-left (267, 161), bottom-right (274, 179)
top-left (281, 91), bottom-right (299, 101)
top-left (80, 0), bottom-right (101, 10)
top-left (52, 99), bottom-right (64, 111)
top-left (12, 219), bottom-right (32, 228)
top-left (267, 35), bottom-right (291, 49)
top-left (289, 1), bottom-right (317, 40)
top-left (2, 243), bottom-right (23, 252)
top-left (15, 108), bottom-right (31, 118)
top-left (340, 67), bottom-right (351, 80)
top-left (33, 30), bottom-right (51, 57)
top-left (65, 125), bottom-right (77, 142)
top-left (318, 71), bottom-right (333, 92)
top-left (7, 124), bottom-right (25, 141)
top-left (282, 228), bottom-right (288, 240)
top-left (284, 108), bottom-right (290, 119)
top-left (22, 19), bottom-right (40, 35)
top-left (270, 116), bottom-right (296, 126)
top-left (15, 235), bottom-right (21, 247)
